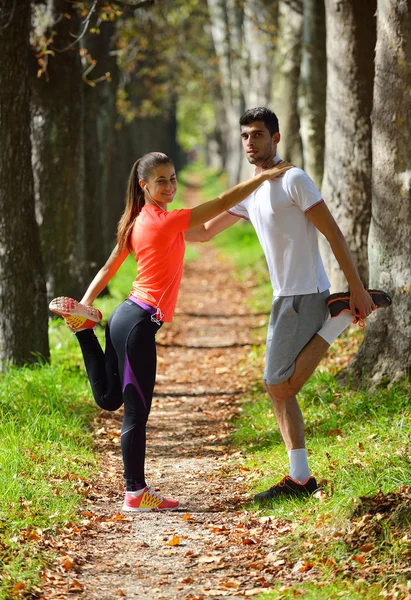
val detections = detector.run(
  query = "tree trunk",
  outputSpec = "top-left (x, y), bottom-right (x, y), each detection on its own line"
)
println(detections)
top-left (207, 0), bottom-right (280, 183)
top-left (0, 0), bottom-right (49, 368)
top-left (84, 21), bottom-right (121, 258)
top-left (207, 0), bottom-right (245, 185)
top-left (82, 20), bottom-right (121, 267)
top-left (242, 0), bottom-right (278, 108)
top-left (271, 0), bottom-right (304, 166)
top-left (320, 0), bottom-right (376, 291)
top-left (344, 0), bottom-right (411, 385)
top-left (31, 0), bottom-right (87, 302)
top-left (298, 0), bottom-right (326, 189)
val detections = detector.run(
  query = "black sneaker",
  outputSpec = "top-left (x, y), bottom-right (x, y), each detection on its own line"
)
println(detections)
top-left (327, 289), bottom-right (392, 320)
top-left (254, 475), bottom-right (318, 502)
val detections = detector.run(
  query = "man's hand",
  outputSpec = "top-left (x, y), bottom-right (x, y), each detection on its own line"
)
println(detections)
top-left (349, 286), bottom-right (377, 318)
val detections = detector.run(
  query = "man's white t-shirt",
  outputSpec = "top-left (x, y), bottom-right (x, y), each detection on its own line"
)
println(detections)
top-left (228, 157), bottom-right (330, 297)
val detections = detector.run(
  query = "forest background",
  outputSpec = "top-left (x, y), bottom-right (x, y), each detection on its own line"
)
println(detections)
top-left (0, 0), bottom-right (410, 383)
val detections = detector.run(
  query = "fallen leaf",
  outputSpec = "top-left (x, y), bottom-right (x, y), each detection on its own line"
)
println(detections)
top-left (179, 576), bottom-right (195, 584)
top-left (298, 561), bottom-right (314, 572)
top-left (198, 555), bottom-right (223, 564)
top-left (166, 534), bottom-right (181, 546)
top-left (242, 537), bottom-right (257, 545)
top-left (220, 580), bottom-right (240, 589)
top-left (326, 429), bottom-right (343, 437)
top-left (352, 555), bottom-right (366, 564)
top-left (183, 513), bottom-right (192, 522)
top-left (62, 557), bottom-right (75, 571)
top-left (68, 580), bottom-right (84, 591)
top-left (359, 543), bottom-right (375, 553)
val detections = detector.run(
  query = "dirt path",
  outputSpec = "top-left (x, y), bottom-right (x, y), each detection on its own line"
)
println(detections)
top-left (41, 182), bottom-right (296, 600)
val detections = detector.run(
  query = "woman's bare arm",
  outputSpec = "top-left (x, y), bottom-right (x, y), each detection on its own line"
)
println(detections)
top-left (187, 162), bottom-right (292, 230)
top-left (80, 245), bottom-right (130, 305)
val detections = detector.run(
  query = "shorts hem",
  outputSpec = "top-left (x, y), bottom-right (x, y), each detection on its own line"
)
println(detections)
top-left (264, 363), bottom-right (296, 386)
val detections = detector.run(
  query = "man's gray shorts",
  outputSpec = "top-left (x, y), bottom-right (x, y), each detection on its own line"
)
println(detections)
top-left (264, 290), bottom-right (329, 386)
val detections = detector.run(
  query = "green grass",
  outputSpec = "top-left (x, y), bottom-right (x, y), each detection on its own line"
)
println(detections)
top-left (235, 367), bottom-right (411, 597)
top-left (0, 339), bottom-right (96, 597)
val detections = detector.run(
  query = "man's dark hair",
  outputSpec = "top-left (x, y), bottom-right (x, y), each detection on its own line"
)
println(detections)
top-left (239, 107), bottom-right (279, 136)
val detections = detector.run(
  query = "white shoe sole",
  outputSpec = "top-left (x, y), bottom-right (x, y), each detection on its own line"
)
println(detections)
top-left (122, 504), bottom-right (179, 512)
top-left (49, 296), bottom-right (102, 322)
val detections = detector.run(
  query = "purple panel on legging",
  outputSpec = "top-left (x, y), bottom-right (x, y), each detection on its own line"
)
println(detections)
top-left (123, 353), bottom-right (147, 409)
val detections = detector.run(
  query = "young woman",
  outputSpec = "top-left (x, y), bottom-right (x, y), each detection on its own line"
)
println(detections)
top-left (50, 152), bottom-right (291, 512)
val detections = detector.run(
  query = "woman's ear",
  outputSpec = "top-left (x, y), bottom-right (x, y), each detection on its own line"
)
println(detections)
top-left (138, 178), bottom-right (147, 190)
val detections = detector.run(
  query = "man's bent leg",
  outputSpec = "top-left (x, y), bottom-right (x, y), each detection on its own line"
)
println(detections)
top-left (268, 333), bottom-right (330, 400)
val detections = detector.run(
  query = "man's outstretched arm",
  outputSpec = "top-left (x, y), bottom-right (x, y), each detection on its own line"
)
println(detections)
top-left (184, 211), bottom-right (241, 242)
top-left (306, 200), bottom-right (376, 318)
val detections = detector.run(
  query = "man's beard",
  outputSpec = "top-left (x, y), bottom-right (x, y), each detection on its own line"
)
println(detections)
top-left (246, 146), bottom-right (272, 166)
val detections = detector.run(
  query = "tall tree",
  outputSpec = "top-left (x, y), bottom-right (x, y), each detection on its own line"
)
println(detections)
top-left (320, 0), bottom-right (376, 291)
top-left (82, 19), bottom-right (120, 262)
top-left (207, 0), bottom-right (245, 185)
top-left (0, 0), bottom-right (49, 368)
top-left (30, 0), bottom-right (87, 301)
top-left (298, 0), bottom-right (326, 189)
top-left (242, 1), bottom-right (278, 109)
top-left (346, 0), bottom-right (411, 384)
top-left (207, 0), bottom-right (278, 183)
top-left (271, 0), bottom-right (304, 166)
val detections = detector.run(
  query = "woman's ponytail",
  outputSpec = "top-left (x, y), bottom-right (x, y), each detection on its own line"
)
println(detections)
top-left (117, 159), bottom-right (145, 251)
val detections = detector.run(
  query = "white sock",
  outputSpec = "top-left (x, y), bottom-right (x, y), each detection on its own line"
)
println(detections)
top-left (288, 448), bottom-right (310, 483)
top-left (317, 312), bottom-right (353, 346)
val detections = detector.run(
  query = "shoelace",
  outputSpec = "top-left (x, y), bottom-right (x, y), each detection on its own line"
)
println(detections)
top-left (353, 314), bottom-right (366, 328)
top-left (272, 476), bottom-right (288, 489)
top-left (146, 486), bottom-right (163, 500)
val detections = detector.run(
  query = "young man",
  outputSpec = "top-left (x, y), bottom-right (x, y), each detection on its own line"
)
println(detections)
top-left (186, 106), bottom-right (391, 501)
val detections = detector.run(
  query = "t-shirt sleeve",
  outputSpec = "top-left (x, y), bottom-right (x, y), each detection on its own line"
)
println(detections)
top-left (227, 201), bottom-right (250, 221)
top-left (285, 168), bottom-right (323, 213)
top-left (158, 208), bottom-right (192, 235)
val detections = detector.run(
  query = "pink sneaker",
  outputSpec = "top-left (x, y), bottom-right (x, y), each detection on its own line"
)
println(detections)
top-left (122, 487), bottom-right (179, 512)
top-left (49, 296), bottom-right (102, 332)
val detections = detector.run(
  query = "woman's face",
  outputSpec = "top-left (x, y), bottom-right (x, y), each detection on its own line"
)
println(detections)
top-left (141, 164), bottom-right (177, 206)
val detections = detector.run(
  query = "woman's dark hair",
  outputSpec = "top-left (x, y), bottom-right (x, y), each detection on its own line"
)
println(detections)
top-left (239, 107), bottom-right (279, 136)
top-left (117, 152), bottom-right (174, 251)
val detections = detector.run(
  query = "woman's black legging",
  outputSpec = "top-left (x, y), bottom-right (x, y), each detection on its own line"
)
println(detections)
top-left (75, 299), bottom-right (162, 491)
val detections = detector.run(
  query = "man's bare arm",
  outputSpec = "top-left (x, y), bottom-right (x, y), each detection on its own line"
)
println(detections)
top-left (185, 211), bottom-right (241, 242)
top-left (306, 201), bottom-right (376, 318)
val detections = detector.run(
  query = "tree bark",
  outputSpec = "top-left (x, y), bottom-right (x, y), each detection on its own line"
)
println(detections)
top-left (344, 0), bottom-right (411, 384)
top-left (320, 0), bottom-right (376, 291)
top-left (31, 0), bottom-right (87, 301)
top-left (271, 0), bottom-right (304, 166)
top-left (207, 0), bottom-right (245, 185)
top-left (242, 0), bottom-right (278, 108)
top-left (83, 20), bottom-right (120, 264)
top-left (0, 0), bottom-right (49, 368)
top-left (207, 0), bottom-right (279, 183)
top-left (298, 0), bottom-right (326, 189)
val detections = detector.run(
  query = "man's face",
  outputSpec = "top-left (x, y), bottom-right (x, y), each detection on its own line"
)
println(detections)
top-left (240, 120), bottom-right (280, 167)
